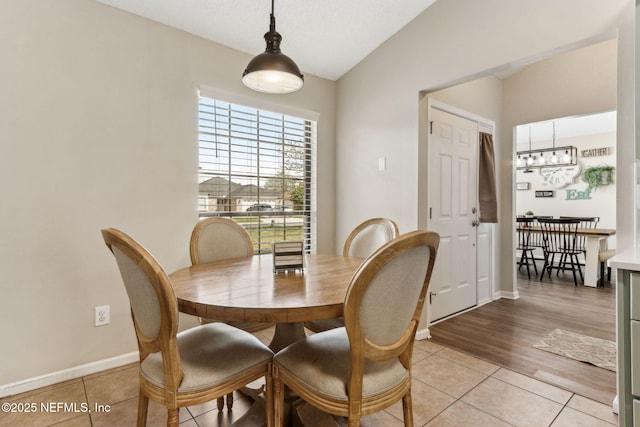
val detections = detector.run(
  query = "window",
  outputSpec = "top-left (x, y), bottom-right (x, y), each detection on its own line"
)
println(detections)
top-left (198, 96), bottom-right (314, 254)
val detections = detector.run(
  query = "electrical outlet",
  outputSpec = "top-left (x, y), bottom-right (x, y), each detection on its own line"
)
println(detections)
top-left (95, 305), bottom-right (110, 326)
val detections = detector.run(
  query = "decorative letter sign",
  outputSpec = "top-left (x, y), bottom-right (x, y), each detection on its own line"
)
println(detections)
top-left (581, 147), bottom-right (611, 158)
top-left (565, 189), bottom-right (592, 201)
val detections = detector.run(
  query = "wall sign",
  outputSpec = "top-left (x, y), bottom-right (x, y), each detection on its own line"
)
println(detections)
top-left (516, 182), bottom-right (530, 190)
top-left (535, 190), bottom-right (554, 198)
top-left (565, 188), bottom-right (592, 200)
top-left (581, 147), bottom-right (611, 158)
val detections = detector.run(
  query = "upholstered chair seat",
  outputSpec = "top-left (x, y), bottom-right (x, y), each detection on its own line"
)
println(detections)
top-left (274, 328), bottom-right (408, 401)
top-left (141, 322), bottom-right (273, 393)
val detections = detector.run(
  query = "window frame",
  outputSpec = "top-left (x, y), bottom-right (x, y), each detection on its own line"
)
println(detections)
top-left (197, 90), bottom-right (317, 254)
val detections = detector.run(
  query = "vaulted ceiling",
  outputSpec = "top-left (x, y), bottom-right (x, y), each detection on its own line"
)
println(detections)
top-left (95, 0), bottom-right (438, 81)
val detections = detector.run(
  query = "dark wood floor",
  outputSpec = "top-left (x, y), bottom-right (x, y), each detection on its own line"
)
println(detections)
top-left (428, 269), bottom-right (616, 405)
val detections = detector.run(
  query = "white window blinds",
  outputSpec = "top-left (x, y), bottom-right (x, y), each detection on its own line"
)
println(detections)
top-left (198, 96), bottom-right (313, 254)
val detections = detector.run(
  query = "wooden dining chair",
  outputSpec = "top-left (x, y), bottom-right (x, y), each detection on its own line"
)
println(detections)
top-left (273, 230), bottom-right (439, 427)
top-left (189, 217), bottom-right (265, 409)
top-left (538, 218), bottom-right (583, 286)
top-left (189, 217), bottom-right (254, 265)
top-left (559, 216), bottom-right (600, 264)
top-left (102, 228), bottom-right (274, 427)
top-left (516, 217), bottom-right (538, 279)
top-left (304, 217), bottom-right (400, 333)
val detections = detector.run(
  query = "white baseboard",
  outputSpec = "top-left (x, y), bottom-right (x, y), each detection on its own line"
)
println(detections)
top-left (478, 297), bottom-right (492, 306)
top-left (0, 352), bottom-right (139, 398)
top-left (494, 290), bottom-right (520, 300)
top-left (416, 327), bottom-right (430, 341)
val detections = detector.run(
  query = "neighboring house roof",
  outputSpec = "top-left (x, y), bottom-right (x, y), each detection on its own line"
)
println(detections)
top-left (199, 177), bottom-right (278, 200)
top-left (198, 177), bottom-right (242, 197)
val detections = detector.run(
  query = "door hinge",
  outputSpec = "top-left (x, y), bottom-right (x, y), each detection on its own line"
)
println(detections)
top-left (429, 121), bottom-right (434, 134)
top-left (429, 207), bottom-right (432, 219)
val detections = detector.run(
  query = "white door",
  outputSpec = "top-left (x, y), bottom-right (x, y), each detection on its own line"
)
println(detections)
top-left (428, 107), bottom-right (478, 321)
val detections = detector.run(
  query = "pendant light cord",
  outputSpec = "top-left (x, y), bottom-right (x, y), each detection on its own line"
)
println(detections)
top-left (270, 0), bottom-right (276, 32)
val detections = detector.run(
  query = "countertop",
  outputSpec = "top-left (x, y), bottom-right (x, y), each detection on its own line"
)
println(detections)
top-left (609, 247), bottom-right (640, 271)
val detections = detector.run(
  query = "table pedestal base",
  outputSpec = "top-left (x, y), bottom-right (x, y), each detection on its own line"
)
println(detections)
top-left (269, 322), bottom-right (307, 352)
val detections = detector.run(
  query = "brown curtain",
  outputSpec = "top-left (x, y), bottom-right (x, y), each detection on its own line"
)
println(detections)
top-left (479, 132), bottom-right (498, 223)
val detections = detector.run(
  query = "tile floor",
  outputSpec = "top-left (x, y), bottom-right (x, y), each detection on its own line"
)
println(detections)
top-left (0, 326), bottom-right (618, 427)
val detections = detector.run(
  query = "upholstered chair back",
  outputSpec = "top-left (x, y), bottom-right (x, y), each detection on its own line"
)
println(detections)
top-left (190, 218), bottom-right (254, 265)
top-left (102, 228), bottom-right (179, 363)
top-left (342, 218), bottom-right (400, 259)
top-left (344, 230), bottom-right (439, 361)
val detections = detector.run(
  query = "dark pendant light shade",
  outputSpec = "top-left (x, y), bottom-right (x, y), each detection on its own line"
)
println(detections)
top-left (242, 0), bottom-right (303, 94)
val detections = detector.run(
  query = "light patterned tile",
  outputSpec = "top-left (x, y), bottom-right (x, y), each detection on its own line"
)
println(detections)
top-left (385, 379), bottom-right (456, 425)
top-left (194, 397), bottom-right (266, 427)
top-left (90, 396), bottom-right (191, 427)
top-left (188, 393), bottom-right (252, 419)
top-left (551, 407), bottom-right (616, 427)
top-left (425, 400), bottom-right (512, 426)
top-left (50, 414), bottom-right (92, 426)
top-left (0, 380), bottom-right (88, 427)
top-left (412, 355), bottom-right (487, 398)
top-left (335, 410), bottom-right (404, 426)
top-left (492, 368), bottom-right (572, 404)
top-left (413, 338), bottom-right (445, 355)
top-left (436, 348), bottom-right (500, 375)
top-left (83, 364), bottom-right (139, 407)
top-left (566, 395), bottom-right (618, 425)
top-left (462, 377), bottom-right (562, 427)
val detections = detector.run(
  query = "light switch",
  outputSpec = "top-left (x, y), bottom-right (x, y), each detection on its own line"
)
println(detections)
top-left (378, 156), bottom-right (386, 171)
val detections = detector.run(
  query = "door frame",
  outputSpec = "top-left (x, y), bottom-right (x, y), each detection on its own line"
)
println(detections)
top-left (418, 98), bottom-right (497, 339)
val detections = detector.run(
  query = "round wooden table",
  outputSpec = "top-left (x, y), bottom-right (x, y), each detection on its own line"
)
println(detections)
top-left (170, 253), bottom-right (364, 351)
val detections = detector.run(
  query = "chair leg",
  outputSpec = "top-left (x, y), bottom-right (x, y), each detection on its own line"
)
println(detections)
top-left (348, 415), bottom-right (362, 427)
top-left (523, 250), bottom-right (531, 279)
top-left (530, 250), bottom-right (538, 275)
top-left (548, 254), bottom-right (556, 279)
top-left (265, 367), bottom-right (274, 427)
top-left (137, 392), bottom-right (149, 427)
top-left (167, 408), bottom-right (179, 427)
top-left (557, 253), bottom-right (564, 277)
top-left (600, 260), bottom-right (605, 287)
top-left (226, 392), bottom-right (234, 410)
top-left (540, 255), bottom-right (548, 281)
top-left (569, 254), bottom-right (579, 286)
top-left (575, 255), bottom-right (584, 282)
top-left (402, 391), bottom-right (414, 427)
top-left (273, 367), bottom-right (284, 427)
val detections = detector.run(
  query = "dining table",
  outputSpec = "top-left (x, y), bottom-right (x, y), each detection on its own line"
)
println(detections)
top-left (169, 252), bottom-right (365, 426)
top-left (170, 252), bottom-right (364, 351)
top-left (516, 226), bottom-right (616, 287)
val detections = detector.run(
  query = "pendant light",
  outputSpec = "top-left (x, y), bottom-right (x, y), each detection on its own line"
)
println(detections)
top-left (550, 121), bottom-right (559, 164)
top-left (524, 126), bottom-right (534, 173)
top-left (242, 0), bottom-right (304, 94)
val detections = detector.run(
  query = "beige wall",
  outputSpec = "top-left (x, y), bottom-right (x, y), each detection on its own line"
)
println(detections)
top-left (0, 0), bottom-right (335, 385)
top-left (336, 0), bottom-right (631, 300)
